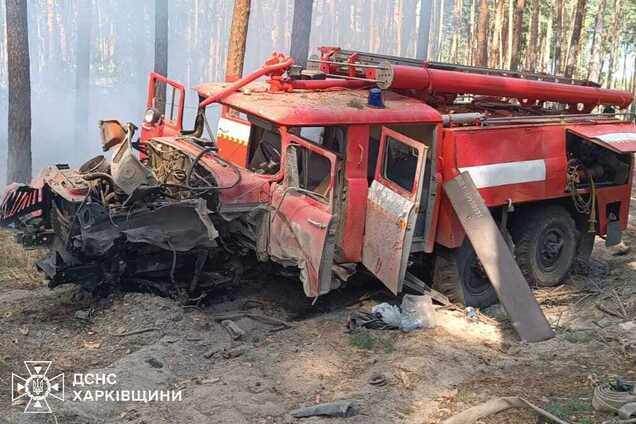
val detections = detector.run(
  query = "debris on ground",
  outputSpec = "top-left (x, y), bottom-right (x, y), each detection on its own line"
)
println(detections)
top-left (349, 294), bottom-right (437, 333)
top-left (210, 311), bottom-right (293, 332)
top-left (368, 373), bottom-right (387, 386)
top-left (441, 397), bottom-right (571, 424)
top-left (220, 319), bottom-right (245, 340)
top-left (610, 241), bottom-right (632, 256)
top-left (74, 308), bottom-right (94, 321)
top-left (291, 400), bottom-right (359, 418)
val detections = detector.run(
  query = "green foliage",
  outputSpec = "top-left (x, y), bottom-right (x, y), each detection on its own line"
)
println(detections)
top-left (348, 331), bottom-right (396, 353)
top-left (349, 332), bottom-right (376, 350)
top-left (544, 399), bottom-right (592, 421)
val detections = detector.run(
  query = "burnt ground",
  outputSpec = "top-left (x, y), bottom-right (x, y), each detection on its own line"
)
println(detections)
top-left (0, 212), bottom-right (635, 423)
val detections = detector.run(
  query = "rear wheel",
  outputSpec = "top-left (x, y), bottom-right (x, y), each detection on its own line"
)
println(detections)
top-left (432, 241), bottom-right (498, 309)
top-left (512, 206), bottom-right (578, 287)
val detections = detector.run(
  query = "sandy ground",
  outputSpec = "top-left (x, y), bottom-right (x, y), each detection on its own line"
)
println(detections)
top-left (0, 215), bottom-right (634, 423)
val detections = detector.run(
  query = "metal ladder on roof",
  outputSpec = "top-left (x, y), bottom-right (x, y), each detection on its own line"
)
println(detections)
top-left (311, 48), bottom-right (600, 88)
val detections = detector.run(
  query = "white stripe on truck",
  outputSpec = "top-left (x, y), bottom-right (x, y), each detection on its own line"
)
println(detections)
top-left (594, 132), bottom-right (636, 144)
top-left (216, 117), bottom-right (251, 145)
top-left (459, 159), bottom-right (546, 189)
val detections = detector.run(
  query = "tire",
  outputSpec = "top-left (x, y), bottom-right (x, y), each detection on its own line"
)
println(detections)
top-left (432, 241), bottom-right (498, 309)
top-left (512, 206), bottom-right (578, 287)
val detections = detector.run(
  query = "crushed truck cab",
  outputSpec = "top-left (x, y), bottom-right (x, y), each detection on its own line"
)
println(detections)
top-left (2, 47), bottom-right (635, 315)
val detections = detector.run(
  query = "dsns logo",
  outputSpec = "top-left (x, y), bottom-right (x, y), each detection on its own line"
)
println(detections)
top-left (12, 361), bottom-right (64, 413)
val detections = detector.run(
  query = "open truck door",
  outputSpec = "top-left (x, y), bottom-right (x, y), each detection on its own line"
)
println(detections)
top-left (363, 127), bottom-right (429, 294)
top-left (269, 133), bottom-right (340, 298)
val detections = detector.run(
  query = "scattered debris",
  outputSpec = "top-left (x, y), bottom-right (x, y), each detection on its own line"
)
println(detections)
top-left (221, 319), bottom-right (245, 340)
top-left (75, 309), bottom-right (93, 321)
top-left (144, 357), bottom-right (163, 369)
top-left (354, 296), bottom-right (437, 333)
top-left (221, 345), bottom-right (248, 359)
top-left (371, 303), bottom-right (403, 328)
top-left (112, 327), bottom-right (160, 337)
top-left (348, 311), bottom-right (394, 331)
top-left (291, 400), bottom-right (359, 418)
top-left (210, 311), bottom-right (292, 332)
top-left (618, 321), bottom-right (636, 337)
top-left (401, 294), bottom-right (436, 330)
top-left (83, 341), bottom-right (101, 350)
top-left (441, 397), bottom-right (570, 424)
top-left (203, 347), bottom-right (221, 359)
top-left (610, 241), bottom-right (632, 256)
top-left (368, 373), bottom-right (387, 386)
top-left (465, 307), bottom-right (478, 321)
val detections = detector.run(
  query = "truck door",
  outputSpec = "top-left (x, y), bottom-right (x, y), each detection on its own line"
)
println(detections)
top-left (269, 134), bottom-right (340, 298)
top-left (141, 73), bottom-right (186, 142)
top-left (362, 127), bottom-right (428, 294)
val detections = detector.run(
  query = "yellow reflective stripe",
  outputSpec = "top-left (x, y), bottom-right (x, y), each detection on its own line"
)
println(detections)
top-left (218, 134), bottom-right (248, 145)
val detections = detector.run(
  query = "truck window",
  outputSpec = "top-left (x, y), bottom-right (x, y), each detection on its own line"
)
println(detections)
top-left (384, 136), bottom-right (418, 192)
top-left (248, 126), bottom-right (282, 175)
top-left (287, 146), bottom-right (332, 199)
top-left (290, 126), bottom-right (346, 155)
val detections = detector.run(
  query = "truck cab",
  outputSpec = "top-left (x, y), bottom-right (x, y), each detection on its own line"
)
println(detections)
top-left (141, 78), bottom-right (443, 299)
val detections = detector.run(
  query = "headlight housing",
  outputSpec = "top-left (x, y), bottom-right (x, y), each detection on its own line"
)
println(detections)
top-left (144, 108), bottom-right (161, 124)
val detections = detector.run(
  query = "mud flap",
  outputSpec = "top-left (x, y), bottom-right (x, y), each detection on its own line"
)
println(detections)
top-left (444, 172), bottom-right (554, 342)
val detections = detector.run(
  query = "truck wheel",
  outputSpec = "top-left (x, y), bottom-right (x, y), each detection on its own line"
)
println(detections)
top-left (432, 242), bottom-right (498, 309)
top-left (512, 206), bottom-right (577, 287)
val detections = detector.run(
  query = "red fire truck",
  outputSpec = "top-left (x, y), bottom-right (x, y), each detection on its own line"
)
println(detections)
top-left (2, 48), bottom-right (635, 309)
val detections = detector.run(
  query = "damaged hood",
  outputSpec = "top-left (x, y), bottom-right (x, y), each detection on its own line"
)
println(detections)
top-left (78, 198), bottom-right (219, 257)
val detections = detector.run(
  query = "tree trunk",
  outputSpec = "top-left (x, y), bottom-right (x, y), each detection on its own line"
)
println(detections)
top-left (605, 0), bottom-right (622, 88)
top-left (450, 0), bottom-right (463, 62)
top-left (475, 0), bottom-right (489, 67)
top-left (490, 0), bottom-right (505, 68)
top-left (436, 0), bottom-right (445, 61)
top-left (552, 0), bottom-right (564, 74)
top-left (74, 1), bottom-right (91, 160)
top-left (527, 0), bottom-right (540, 71)
top-left (226, 0), bottom-right (251, 81)
top-left (469, 0), bottom-right (477, 65)
top-left (5, 0), bottom-right (31, 184)
top-left (429, 0), bottom-right (439, 60)
top-left (153, 0), bottom-right (169, 114)
top-left (400, 0), bottom-right (417, 57)
top-left (587, 0), bottom-right (606, 82)
top-left (510, 0), bottom-right (524, 71)
top-left (506, 0), bottom-right (514, 68)
top-left (542, 11), bottom-right (553, 72)
top-left (290, 0), bottom-right (313, 68)
top-left (563, 0), bottom-right (587, 78)
top-left (416, 0), bottom-right (432, 60)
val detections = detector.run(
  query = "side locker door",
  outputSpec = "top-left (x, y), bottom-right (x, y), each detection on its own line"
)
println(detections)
top-left (362, 127), bottom-right (428, 294)
top-left (269, 136), bottom-right (339, 298)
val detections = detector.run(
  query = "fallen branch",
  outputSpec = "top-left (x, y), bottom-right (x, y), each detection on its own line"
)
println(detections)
top-left (210, 312), bottom-right (293, 329)
top-left (441, 397), bottom-right (570, 424)
top-left (112, 327), bottom-right (160, 337)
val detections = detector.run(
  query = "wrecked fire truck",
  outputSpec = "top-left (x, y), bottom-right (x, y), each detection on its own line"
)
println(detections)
top-left (2, 48), bottom-right (635, 311)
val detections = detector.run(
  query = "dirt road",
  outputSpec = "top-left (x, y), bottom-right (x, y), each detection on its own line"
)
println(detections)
top-left (0, 223), bottom-right (634, 423)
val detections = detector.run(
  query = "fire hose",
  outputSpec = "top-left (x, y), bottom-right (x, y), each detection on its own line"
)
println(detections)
top-left (593, 380), bottom-right (636, 421)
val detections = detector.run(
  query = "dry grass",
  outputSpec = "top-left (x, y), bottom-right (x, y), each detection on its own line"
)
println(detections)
top-left (0, 229), bottom-right (43, 289)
